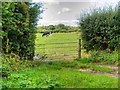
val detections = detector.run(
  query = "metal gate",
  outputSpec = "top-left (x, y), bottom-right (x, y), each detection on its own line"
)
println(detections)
top-left (35, 39), bottom-right (81, 60)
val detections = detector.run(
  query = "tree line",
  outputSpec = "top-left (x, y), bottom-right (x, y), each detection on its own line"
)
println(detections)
top-left (37, 24), bottom-right (80, 33)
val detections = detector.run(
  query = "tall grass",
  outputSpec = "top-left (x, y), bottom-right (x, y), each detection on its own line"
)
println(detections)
top-left (89, 50), bottom-right (118, 65)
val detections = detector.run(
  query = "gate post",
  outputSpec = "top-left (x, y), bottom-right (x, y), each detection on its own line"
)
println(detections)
top-left (118, 41), bottom-right (120, 63)
top-left (78, 39), bottom-right (81, 59)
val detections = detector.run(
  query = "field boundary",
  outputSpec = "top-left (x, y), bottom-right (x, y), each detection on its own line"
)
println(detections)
top-left (36, 39), bottom-right (82, 60)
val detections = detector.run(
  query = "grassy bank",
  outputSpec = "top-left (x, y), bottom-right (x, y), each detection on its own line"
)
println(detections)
top-left (2, 61), bottom-right (118, 88)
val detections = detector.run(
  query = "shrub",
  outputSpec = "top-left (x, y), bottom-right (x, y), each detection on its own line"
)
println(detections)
top-left (89, 50), bottom-right (118, 65)
top-left (79, 6), bottom-right (120, 52)
top-left (2, 2), bottom-right (42, 60)
top-left (2, 53), bottom-right (42, 73)
top-left (1, 64), bottom-right (10, 77)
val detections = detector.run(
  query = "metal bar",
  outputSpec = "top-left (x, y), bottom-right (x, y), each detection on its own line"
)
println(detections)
top-left (46, 42), bottom-right (77, 45)
top-left (36, 44), bottom-right (45, 45)
top-left (45, 52), bottom-right (77, 55)
top-left (47, 46), bottom-right (77, 48)
top-left (38, 47), bottom-right (45, 49)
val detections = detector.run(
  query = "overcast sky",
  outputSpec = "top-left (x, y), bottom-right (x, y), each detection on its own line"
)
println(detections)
top-left (33, 0), bottom-right (119, 26)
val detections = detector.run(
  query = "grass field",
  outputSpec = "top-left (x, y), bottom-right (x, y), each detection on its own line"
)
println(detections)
top-left (35, 32), bottom-right (81, 44)
top-left (35, 32), bottom-right (89, 60)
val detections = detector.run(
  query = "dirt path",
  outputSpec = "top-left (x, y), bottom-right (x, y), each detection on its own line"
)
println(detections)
top-left (78, 65), bottom-right (119, 78)
top-left (42, 58), bottom-right (119, 78)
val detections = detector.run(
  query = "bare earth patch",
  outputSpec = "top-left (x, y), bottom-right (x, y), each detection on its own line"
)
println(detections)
top-left (77, 65), bottom-right (119, 78)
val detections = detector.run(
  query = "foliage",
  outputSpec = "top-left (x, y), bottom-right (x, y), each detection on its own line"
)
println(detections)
top-left (2, 53), bottom-right (42, 77)
top-left (1, 64), bottom-right (10, 77)
top-left (79, 6), bottom-right (120, 52)
top-left (47, 25), bottom-right (55, 31)
top-left (2, 61), bottom-right (118, 88)
top-left (2, 2), bottom-right (42, 60)
top-left (55, 60), bottom-right (113, 73)
top-left (89, 50), bottom-right (118, 65)
top-left (2, 50), bottom-right (118, 88)
top-left (37, 24), bottom-right (80, 33)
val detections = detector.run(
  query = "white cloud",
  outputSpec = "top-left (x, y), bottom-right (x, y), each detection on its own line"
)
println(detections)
top-left (72, 20), bottom-right (79, 22)
top-left (57, 11), bottom-right (61, 15)
top-left (57, 8), bottom-right (71, 15)
top-left (33, 0), bottom-right (96, 2)
top-left (38, 19), bottom-right (79, 26)
top-left (33, 0), bottom-right (60, 7)
top-left (93, 0), bottom-right (119, 8)
top-left (47, 2), bottom-right (60, 5)
top-left (33, 0), bottom-right (56, 2)
top-left (62, 8), bottom-right (71, 12)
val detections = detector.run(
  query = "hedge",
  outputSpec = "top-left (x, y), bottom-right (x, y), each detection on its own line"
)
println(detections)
top-left (79, 6), bottom-right (120, 52)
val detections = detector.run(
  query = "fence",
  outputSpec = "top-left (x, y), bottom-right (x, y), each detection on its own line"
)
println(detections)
top-left (35, 39), bottom-right (81, 60)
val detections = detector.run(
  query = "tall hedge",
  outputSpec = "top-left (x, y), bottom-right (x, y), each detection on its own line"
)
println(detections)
top-left (2, 2), bottom-right (42, 60)
top-left (79, 5), bottom-right (120, 52)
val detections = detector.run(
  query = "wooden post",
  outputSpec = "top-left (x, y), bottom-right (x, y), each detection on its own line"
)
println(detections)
top-left (6, 38), bottom-right (9, 54)
top-left (78, 39), bottom-right (81, 59)
top-left (118, 42), bottom-right (120, 62)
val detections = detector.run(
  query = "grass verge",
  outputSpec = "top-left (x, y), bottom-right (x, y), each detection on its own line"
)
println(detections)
top-left (2, 62), bottom-right (118, 88)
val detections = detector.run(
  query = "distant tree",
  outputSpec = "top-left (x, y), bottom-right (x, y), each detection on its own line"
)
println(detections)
top-left (55, 24), bottom-right (67, 32)
top-left (47, 25), bottom-right (55, 30)
top-left (37, 24), bottom-right (80, 33)
top-left (57, 24), bottom-right (65, 29)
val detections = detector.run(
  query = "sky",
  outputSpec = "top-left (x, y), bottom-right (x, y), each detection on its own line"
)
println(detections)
top-left (32, 0), bottom-right (119, 26)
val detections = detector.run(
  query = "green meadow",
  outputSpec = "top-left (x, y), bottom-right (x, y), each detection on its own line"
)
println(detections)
top-left (35, 32), bottom-right (82, 60)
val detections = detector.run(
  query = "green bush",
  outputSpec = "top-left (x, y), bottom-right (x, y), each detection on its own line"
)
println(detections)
top-left (89, 50), bottom-right (118, 65)
top-left (79, 6), bottom-right (120, 52)
top-left (2, 2), bottom-right (42, 60)
top-left (2, 53), bottom-right (42, 73)
top-left (1, 64), bottom-right (10, 77)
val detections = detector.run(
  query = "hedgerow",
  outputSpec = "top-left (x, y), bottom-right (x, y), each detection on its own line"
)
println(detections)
top-left (79, 5), bottom-right (120, 52)
top-left (2, 2), bottom-right (42, 60)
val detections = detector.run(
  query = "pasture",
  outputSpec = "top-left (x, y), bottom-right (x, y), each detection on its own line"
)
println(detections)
top-left (35, 32), bottom-right (89, 60)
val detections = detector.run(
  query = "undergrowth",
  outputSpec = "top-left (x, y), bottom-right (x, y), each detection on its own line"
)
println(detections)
top-left (2, 62), bottom-right (118, 88)
top-left (1, 53), bottom-right (42, 78)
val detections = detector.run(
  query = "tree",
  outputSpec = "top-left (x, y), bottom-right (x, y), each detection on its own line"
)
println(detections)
top-left (55, 24), bottom-right (67, 32)
top-left (47, 25), bottom-right (55, 30)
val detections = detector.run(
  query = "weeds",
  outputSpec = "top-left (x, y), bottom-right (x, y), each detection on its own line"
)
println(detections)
top-left (2, 63), bottom-right (118, 88)
top-left (88, 50), bottom-right (118, 65)
top-left (1, 50), bottom-right (118, 88)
